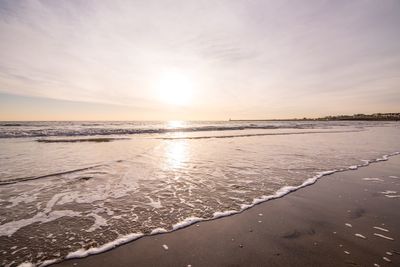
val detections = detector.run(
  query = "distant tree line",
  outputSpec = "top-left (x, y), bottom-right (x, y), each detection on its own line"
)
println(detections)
top-left (229, 113), bottom-right (400, 121)
top-left (316, 113), bottom-right (400, 121)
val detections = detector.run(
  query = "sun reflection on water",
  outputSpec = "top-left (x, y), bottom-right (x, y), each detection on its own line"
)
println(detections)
top-left (165, 140), bottom-right (188, 170)
top-left (167, 120), bottom-right (186, 129)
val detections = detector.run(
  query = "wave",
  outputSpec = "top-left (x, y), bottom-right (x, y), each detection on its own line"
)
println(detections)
top-left (29, 151), bottom-right (399, 267)
top-left (0, 122), bottom-right (50, 127)
top-left (0, 123), bottom-right (25, 127)
top-left (0, 164), bottom-right (106, 185)
top-left (0, 124), bottom-right (314, 138)
top-left (158, 130), bottom-right (362, 140)
top-left (1, 120), bottom-right (394, 138)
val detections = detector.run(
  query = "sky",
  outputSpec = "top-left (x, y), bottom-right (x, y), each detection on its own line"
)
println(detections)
top-left (0, 0), bottom-right (399, 121)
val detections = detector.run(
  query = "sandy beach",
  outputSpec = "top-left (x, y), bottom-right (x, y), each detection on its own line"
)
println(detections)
top-left (53, 155), bottom-right (400, 267)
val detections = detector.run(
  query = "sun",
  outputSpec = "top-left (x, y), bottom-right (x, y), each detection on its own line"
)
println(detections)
top-left (156, 70), bottom-right (194, 106)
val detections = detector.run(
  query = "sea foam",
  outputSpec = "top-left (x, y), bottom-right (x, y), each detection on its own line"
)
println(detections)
top-left (36, 152), bottom-right (396, 267)
top-left (5, 128), bottom-right (400, 267)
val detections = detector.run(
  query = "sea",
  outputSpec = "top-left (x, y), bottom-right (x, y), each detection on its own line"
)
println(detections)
top-left (0, 120), bottom-right (399, 266)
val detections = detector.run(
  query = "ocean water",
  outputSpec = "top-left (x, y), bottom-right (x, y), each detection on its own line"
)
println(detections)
top-left (0, 121), bottom-right (399, 266)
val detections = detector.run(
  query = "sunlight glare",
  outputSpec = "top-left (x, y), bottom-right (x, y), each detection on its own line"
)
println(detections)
top-left (168, 120), bottom-right (185, 129)
top-left (165, 140), bottom-right (188, 170)
top-left (157, 70), bottom-right (194, 106)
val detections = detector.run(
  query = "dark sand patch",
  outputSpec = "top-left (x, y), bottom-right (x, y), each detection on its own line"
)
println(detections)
top-left (347, 207), bottom-right (366, 219)
top-left (282, 228), bottom-right (316, 239)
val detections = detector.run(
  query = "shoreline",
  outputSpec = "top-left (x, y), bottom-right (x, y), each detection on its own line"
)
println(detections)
top-left (52, 153), bottom-right (400, 267)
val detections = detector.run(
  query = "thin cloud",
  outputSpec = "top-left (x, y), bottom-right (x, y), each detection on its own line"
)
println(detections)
top-left (0, 0), bottom-right (399, 118)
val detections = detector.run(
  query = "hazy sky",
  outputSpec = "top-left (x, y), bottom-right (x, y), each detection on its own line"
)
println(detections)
top-left (0, 0), bottom-right (399, 120)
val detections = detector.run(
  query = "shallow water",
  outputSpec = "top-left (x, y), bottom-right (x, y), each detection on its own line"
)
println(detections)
top-left (0, 121), bottom-right (399, 266)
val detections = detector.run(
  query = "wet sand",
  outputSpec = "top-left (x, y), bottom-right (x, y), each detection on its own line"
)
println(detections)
top-left (54, 156), bottom-right (400, 267)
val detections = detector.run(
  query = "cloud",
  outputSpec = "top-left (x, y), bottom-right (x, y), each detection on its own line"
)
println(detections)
top-left (0, 0), bottom-right (399, 118)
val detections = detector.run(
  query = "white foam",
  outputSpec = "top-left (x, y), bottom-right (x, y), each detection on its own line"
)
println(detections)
top-left (373, 264), bottom-right (380, 267)
top-left (386, 252), bottom-right (393, 256)
top-left (0, 210), bottom-right (81, 237)
top-left (377, 155), bottom-right (389, 161)
top-left (381, 190), bottom-right (397, 194)
top-left (86, 213), bottom-right (108, 232)
top-left (380, 190), bottom-right (400, 198)
top-left (6, 192), bottom-right (39, 209)
top-left (349, 165), bottom-right (358, 170)
top-left (172, 217), bottom-right (203, 230)
top-left (162, 244), bottom-right (168, 250)
top-left (66, 232), bottom-right (143, 259)
top-left (355, 233), bottom-right (366, 239)
top-left (17, 263), bottom-right (34, 267)
top-left (389, 175), bottom-right (399, 179)
top-left (21, 152), bottom-right (400, 267)
top-left (151, 228), bottom-right (168, 234)
top-left (240, 169), bottom-right (338, 211)
top-left (383, 257), bottom-right (391, 262)
top-left (344, 251), bottom-right (350, 255)
top-left (44, 193), bottom-right (70, 213)
top-left (146, 197), bottom-right (162, 209)
top-left (373, 233), bottom-right (394, 241)
top-left (373, 226), bottom-right (389, 232)
top-left (345, 223), bottom-right (352, 228)
top-left (39, 259), bottom-right (58, 267)
top-left (213, 210), bottom-right (239, 219)
top-left (362, 178), bottom-right (383, 181)
top-left (385, 195), bottom-right (400, 198)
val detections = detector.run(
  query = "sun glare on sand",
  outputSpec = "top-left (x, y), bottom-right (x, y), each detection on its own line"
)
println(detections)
top-left (156, 70), bottom-right (194, 106)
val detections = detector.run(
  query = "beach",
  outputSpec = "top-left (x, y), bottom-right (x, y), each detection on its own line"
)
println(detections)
top-left (0, 121), bottom-right (399, 266)
top-left (55, 154), bottom-right (400, 267)
top-left (2, 1), bottom-right (400, 266)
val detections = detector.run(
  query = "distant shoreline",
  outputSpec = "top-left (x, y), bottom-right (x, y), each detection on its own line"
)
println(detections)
top-left (229, 112), bottom-right (400, 121)
top-left (229, 119), bottom-right (400, 121)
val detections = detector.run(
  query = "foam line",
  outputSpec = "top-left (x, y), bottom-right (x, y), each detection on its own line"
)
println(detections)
top-left (64, 233), bottom-right (144, 260)
top-left (0, 159), bottom-right (125, 186)
top-left (355, 234), bottom-right (366, 239)
top-left (373, 226), bottom-right (389, 232)
top-left (24, 151), bottom-right (400, 266)
top-left (373, 233), bottom-right (394, 241)
top-left (362, 178), bottom-right (383, 181)
top-left (383, 257), bottom-right (391, 262)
